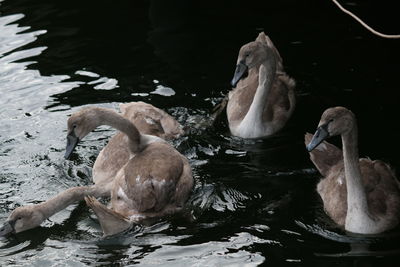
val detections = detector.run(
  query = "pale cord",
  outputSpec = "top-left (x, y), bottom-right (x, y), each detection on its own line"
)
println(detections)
top-left (331, 0), bottom-right (400, 39)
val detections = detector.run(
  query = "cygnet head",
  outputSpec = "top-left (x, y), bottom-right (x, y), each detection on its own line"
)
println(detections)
top-left (65, 107), bottom-right (103, 159)
top-left (307, 106), bottom-right (356, 151)
top-left (0, 206), bottom-right (45, 236)
top-left (231, 32), bottom-right (277, 87)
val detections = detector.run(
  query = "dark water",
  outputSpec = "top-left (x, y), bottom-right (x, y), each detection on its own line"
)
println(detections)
top-left (1, 0), bottom-right (400, 266)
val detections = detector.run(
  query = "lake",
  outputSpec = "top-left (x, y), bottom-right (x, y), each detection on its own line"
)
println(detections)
top-left (1, 0), bottom-right (399, 266)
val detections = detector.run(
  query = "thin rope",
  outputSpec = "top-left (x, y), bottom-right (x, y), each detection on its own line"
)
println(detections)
top-left (331, 0), bottom-right (400, 39)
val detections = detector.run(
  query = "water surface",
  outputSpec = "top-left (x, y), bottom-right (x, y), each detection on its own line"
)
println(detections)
top-left (1, 0), bottom-right (400, 266)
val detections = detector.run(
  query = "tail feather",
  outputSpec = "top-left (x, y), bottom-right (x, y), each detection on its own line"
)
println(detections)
top-left (85, 196), bottom-right (131, 236)
top-left (305, 133), bottom-right (343, 176)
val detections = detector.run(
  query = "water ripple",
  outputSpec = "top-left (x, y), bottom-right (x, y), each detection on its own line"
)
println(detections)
top-left (0, 240), bottom-right (30, 257)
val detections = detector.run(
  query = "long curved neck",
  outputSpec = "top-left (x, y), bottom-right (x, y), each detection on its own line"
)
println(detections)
top-left (97, 108), bottom-right (141, 153)
top-left (245, 61), bottom-right (275, 122)
top-left (342, 122), bottom-right (376, 232)
top-left (237, 59), bottom-right (276, 138)
top-left (37, 185), bottom-right (111, 220)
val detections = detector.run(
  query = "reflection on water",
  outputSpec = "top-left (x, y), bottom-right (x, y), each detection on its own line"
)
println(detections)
top-left (0, 13), bottom-right (80, 212)
top-left (296, 220), bottom-right (400, 258)
top-left (0, 0), bottom-right (400, 266)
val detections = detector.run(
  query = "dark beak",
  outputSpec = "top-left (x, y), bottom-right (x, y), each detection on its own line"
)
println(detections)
top-left (0, 220), bottom-right (16, 237)
top-left (231, 60), bottom-right (248, 88)
top-left (306, 123), bottom-right (330, 152)
top-left (65, 131), bottom-right (79, 159)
